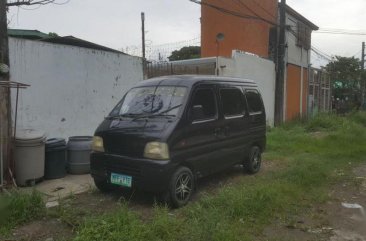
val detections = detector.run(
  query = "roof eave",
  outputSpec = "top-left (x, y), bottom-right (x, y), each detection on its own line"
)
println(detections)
top-left (281, 3), bottom-right (319, 31)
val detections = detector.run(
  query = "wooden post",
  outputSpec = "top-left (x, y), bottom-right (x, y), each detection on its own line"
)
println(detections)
top-left (141, 12), bottom-right (146, 79)
top-left (0, 0), bottom-right (12, 185)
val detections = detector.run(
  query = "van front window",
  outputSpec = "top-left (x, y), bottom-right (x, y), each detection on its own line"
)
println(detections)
top-left (110, 86), bottom-right (187, 117)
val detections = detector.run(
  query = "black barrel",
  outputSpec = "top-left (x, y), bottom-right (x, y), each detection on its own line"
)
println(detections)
top-left (45, 138), bottom-right (67, 179)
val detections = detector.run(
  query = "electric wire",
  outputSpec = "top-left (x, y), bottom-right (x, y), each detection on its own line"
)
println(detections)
top-left (189, 0), bottom-right (278, 26)
top-left (234, 0), bottom-right (275, 25)
top-left (250, 0), bottom-right (276, 19)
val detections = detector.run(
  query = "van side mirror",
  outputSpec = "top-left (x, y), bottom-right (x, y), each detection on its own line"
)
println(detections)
top-left (191, 105), bottom-right (205, 121)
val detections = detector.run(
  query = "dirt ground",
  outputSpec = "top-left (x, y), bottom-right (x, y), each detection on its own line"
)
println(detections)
top-left (263, 164), bottom-right (366, 241)
top-left (4, 161), bottom-right (366, 241)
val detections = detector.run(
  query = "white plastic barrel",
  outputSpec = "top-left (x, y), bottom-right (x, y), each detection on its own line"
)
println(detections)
top-left (15, 129), bottom-right (46, 186)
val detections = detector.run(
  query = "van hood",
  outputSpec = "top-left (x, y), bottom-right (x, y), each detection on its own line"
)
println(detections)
top-left (95, 118), bottom-right (174, 158)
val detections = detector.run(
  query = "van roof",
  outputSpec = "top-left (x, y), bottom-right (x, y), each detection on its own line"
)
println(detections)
top-left (137, 75), bottom-right (257, 88)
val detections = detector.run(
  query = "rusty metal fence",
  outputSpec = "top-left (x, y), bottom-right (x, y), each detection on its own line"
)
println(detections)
top-left (308, 68), bottom-right (331, 115)
top-left (146, 60), bottom-right (216, 78)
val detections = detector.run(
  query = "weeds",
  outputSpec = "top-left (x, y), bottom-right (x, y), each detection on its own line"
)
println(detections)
top-left (0, 190), bottom-right (45, 235)
top-left (74, 112), bottom-right (366, 241)
top-left (3, 112), bottom-right (366, 241)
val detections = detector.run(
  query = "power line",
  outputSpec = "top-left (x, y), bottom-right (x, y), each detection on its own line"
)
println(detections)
top-left (234, 0), bottom-right (275, 25)
top-left (189, 0), bottom-right (277, 26)
top-left (315, 31), bottom-right (366, 36)
top-left (311, 46), bottom-right (332, 62)
top-left (315, 28), bottom-right (366, 36)
top-left (351, 49), bottom-right (362, 58)
top-left (250, 0), bottom-right (276, 19)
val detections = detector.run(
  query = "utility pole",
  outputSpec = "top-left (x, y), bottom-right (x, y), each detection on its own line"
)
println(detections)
top-left (0, 0), bottom-right (12, 185)
top-left (275, 0), bottom-right (286, 125)
top-left (141, 12), bottom-right (146, 79)
top-left (361, 42), bottom-right (365, 107)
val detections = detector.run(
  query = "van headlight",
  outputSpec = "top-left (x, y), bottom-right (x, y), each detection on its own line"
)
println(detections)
top-left (92, 136), bottom-right (105, 152)
top-left (144, 142), bottom-right (170, 160)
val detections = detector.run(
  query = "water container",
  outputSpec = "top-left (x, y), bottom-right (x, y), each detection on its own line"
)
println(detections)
top-left (45, 138), bottom-right (67, 179)
top-left (15, 129), bottom-right (46, 186)
top-left (67, 136), bottom-right (92, 174)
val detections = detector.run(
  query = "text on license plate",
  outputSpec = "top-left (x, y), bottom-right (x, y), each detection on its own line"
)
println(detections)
top-left (110, 173), bottom-right (132, 187)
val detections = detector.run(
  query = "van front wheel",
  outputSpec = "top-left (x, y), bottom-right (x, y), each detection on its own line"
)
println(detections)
top-left (168, 167), bottom-right (195, 208)
top-left (244, 146), bottom-right (262, 174)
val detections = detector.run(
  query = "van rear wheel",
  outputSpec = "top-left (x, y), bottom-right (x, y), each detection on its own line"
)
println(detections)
top-left (168, 167), bottom-right (195, 208)
top-left (244, 146), bottom-right (262, 174)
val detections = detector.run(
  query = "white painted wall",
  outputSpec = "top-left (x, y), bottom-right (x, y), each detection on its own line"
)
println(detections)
top-left (219, 51), bottom-right (276, 125)
top-left (9, 37), bottom-right (143, 139)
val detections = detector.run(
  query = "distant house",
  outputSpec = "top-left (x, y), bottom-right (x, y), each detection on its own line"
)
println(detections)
top-left (8, 29), bottom-right (143, 139)
top-left (201, 0), bottom-right (277, 59)
top-left (282, 4), bottom-right (319, 120)
top-left (200, 0), bottom-right (320, 121)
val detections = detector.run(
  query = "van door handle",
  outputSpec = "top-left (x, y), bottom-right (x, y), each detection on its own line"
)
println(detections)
top-left (214, 128), bottom-right (221, 137)
top-left (224, 126), bottom-right (230, 136)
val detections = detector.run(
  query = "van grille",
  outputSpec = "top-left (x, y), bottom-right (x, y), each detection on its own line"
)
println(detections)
top-left (103, 133), bottom-right (146, 158)
top-left (105, 160), bottom-right (141, 178)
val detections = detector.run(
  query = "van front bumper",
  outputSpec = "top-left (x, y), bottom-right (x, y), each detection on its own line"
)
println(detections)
top-left (90, 152), bottom-right (176, 193)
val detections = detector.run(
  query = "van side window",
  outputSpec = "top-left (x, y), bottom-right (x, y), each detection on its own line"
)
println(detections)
top-left (220, 88), bottom-right (246, 117)
top-left (245, 89), bottom-right (263, 114)
top-left (191, 88), bottom-right (217, 121)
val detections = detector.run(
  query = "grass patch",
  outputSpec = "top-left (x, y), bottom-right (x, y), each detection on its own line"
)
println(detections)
top-left (0, 190), bottom-right (45, 236)
top-left (3, 112), bottom-right (366, 241)
top-left (74, 112), bottom-right (366, 241)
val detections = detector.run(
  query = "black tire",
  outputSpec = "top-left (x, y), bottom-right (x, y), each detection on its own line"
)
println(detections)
top-left (168, 167), bottom-right (195, 208)
top-left (93, 178), bottom-right (115, 193)
top-left (244, 146), bottom-right (262, 174)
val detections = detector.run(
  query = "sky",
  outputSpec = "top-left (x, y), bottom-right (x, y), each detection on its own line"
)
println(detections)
top-left (7, 0), bottom-right (366, 66)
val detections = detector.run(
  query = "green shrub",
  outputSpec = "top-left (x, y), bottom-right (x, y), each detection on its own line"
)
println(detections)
top-left (0, 190), bottom-right (45, 235)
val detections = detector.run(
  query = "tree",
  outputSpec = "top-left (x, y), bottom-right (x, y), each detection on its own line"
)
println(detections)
top-left (326, 56), bottom-right (363, 110)
top-left (48, 32), bottom-right (59, 37)
top-left (168, 46), bottom-right (201, 61)
top-left (6, 0), bottom-right (63, 7)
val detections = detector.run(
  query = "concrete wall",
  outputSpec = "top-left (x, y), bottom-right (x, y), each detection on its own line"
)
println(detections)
top-left (219, 51), bottom-right (276, 125)
top-left (201, 0), bottom-right (277, 58)
top-left (9, 37), bottom-right (143, 139)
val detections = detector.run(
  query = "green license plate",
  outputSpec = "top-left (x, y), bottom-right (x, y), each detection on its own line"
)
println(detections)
top-left (110, 173), bottom-right (132, 187)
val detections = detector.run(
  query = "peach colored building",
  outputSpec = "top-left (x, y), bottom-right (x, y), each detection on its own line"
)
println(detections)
top-left (201, 1), bottom-right (318, 121)
top-left (201, 0), bottom-right (277, 58)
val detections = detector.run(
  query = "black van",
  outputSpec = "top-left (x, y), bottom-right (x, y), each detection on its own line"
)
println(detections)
top-left (91, 75), bottom-right (266, 207)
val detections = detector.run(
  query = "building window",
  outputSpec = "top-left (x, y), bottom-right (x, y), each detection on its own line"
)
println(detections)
top-left (297, 21), bottom-right (311, 50)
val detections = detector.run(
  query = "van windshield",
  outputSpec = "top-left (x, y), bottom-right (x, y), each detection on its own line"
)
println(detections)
top-left (109, 86), bottom-right (187, 117)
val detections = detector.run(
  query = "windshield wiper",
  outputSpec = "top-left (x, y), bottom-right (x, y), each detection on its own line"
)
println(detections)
top-left (132, 104), bottom-right (182, 121)
top-left (106, 113), bottom-right (139, 120)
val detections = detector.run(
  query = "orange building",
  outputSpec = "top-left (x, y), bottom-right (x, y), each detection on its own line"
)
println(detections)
top-left (201, 0), bottom-right (277, 58)
top-left (200, 1), bottom-right (318, 121)
top-left (283, 5), bottom-right (318, 120)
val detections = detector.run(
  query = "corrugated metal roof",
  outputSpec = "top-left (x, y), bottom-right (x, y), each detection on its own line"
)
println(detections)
top-left (8, 29), bottom-right (127, 54)
top-left (8, 29), bottom-right (49, 39)
top-left (40, 36), bottom-right (125, 54)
